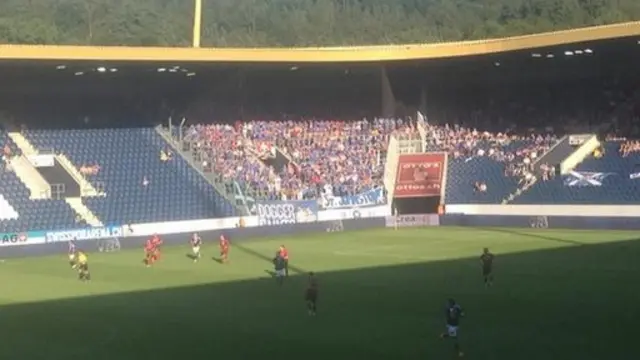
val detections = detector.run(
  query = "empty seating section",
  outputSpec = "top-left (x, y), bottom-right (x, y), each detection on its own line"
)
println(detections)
top-left (514, 142), bottom-right (640, 204)
top-left (23, 128), bottom-right (234, 225)
top-left (422, 123), bottom-right (558, 204)
top-left (0, 132), bottom-right (78, 232)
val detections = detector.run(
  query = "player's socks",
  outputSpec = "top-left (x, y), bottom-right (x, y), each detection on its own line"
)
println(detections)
top-left (454, 342), bottom-right (462, 356)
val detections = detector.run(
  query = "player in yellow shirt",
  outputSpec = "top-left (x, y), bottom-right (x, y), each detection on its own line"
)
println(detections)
top-left (76, 251), bottom-right (91, 281)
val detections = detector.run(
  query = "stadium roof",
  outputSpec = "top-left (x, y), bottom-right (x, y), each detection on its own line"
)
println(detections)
top-left (0, 21), bottom-right (639, 63)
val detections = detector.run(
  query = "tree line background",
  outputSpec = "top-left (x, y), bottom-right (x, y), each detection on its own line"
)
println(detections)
top-left (0, 0), bottom-right (639, 47)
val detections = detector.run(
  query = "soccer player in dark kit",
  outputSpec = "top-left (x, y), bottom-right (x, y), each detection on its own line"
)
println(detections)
top-left (305, 272), bottom-right (318, 316)
top-left (440, 298), bottom-right (464, 357)
top-left (480, 247), bottom-right (495, 287)
top-left (273, 252), bottom-right (286, 286)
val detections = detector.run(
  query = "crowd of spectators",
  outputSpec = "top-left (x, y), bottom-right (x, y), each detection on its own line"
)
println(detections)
top-left (182, 115), bottom-right (565, 202)
top-left (620, 141), bottom-right (640, 157)
top-left (183, 123), bottom-right (277, 198)
top-left (183, 118), bottom-right (411, 201)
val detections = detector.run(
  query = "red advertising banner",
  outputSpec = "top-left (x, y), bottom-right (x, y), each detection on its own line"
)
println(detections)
top-left (394, 152), bottom-right (445, 198)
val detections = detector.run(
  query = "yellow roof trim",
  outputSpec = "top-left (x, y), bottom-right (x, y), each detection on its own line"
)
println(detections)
top-left (1, 21), bottom-right (639, 63)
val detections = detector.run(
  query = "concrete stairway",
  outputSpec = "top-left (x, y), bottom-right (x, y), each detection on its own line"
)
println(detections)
top-left (55, 154), bottom-right (104, 197)
top-left (65, 198), bottom-right (103, 227)
top-left (8, 155), bottom-right (51, 199)
top-left (7, 132), bottom-right (38, 156)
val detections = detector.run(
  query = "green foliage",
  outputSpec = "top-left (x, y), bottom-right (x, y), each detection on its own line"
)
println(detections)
top-left (0, 0), bottom-right (638, 47)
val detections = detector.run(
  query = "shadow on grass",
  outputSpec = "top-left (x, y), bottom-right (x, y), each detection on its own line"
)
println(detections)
top-left (0, 238), bottom-right (639, 360)
top-left (477, 227), bottom-right (589, 245)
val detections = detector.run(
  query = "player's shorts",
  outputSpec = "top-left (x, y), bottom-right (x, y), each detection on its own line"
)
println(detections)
top-left (192, 246), bottom-right (200, 254)
top-left (482, 266), bottom-right (492, 276)
top-left (305, 289), bottom-right (317, 302)
top-left (79, 263), bottom-right (89, 272)
top-left (275, 269), bottom-right (285, 277)
top-left (446, 325), bottom-right (458, 338)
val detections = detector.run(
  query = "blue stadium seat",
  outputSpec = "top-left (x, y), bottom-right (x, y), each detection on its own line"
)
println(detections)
top-left (23, 128), bottom-right (236, 225)
top-left (439, 140), bottom-right (531, 204)
top-left (514, 142), bottom-right (640, 204)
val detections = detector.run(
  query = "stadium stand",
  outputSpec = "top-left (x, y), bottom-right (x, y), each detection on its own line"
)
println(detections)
top-left (0, 131), bottom-right (80, 233)
top-left (418, 121), bottom-right (558, 204)
top-left (21, 128), bottom-right (236, 226)
top-left (514, 140), bottom-right (640, 204)
top-left (176, 118), bottom-right (408, 203)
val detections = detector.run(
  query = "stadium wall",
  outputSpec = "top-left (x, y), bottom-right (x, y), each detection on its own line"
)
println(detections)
top-left (443, 204), bottom-right (640, 230)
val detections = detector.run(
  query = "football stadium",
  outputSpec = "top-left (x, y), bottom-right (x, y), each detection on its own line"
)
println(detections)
top-left (1, 1), bottom-right (640, 359)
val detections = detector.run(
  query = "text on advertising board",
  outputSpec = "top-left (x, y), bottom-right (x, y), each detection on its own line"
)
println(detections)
top-left (394, 152), bottom-right (445, 198)
top-left (256, 200), bottom-right (318, 226)
top-left (1, 232), bottom-right (28, 246)
top-left (45, 226), bottom-right (123, 243)
top-left (324, 187), bottom-right (385, 209)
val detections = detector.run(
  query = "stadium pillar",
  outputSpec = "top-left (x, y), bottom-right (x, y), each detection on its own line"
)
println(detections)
top-left (192, 0), bottom-right (203, 48)
top-left (419, 87), bottom-right (427, 117)
top-left (381, 66), bottom-right (396, 118)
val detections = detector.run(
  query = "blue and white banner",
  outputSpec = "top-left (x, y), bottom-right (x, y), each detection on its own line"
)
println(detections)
top-left (45, 226), bottom-right (124, 243)
top-left (325, 188), bottom-right (385, 209)
top-left (256, 200), bottom-right (318, 226)
top-left (563, 171), bottom-right (615, 187)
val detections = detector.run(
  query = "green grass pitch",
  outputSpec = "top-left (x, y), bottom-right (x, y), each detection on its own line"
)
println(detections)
top-left (0, 227), bottom-right (638, 360)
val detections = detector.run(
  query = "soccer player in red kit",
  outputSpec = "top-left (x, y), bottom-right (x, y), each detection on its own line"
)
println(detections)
top-left (219, 234), bottom-right (230, 263)
top-left (151, 234), bottom-right (163, 261)
top-left (144, 238), bottom-right (156, 267)
top-left (279, 245), bottom-right (289, 276)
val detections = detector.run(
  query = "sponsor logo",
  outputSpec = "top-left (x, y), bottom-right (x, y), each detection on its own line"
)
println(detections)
top-left (394, 153), bottom-right (445, 198)
top-left (0, 232), bottom-right (28, 246)
top-left (385, 214), bottom-right (440, 227)
top-left (45, 226), bottom-right (123, 243)
top-left (256, 200), bottom-right (318, 226)
top-left (563, 171), bottom-right (615, 187)
top-left (630, 172), bottom-right (640, 180)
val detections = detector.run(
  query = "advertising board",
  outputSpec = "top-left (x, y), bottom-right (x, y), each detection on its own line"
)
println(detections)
top-left (256, 200), bottom-right (318, 226)
top-left (0, 231), bottom-right (46, 246)
top-left (45, 226), bottom-right (124, 243)
top-left (27, 154), bottom-right (55, 167)
top-left (385, 214), bottom-right (440, 228)
top-left (394, 152), bottom-right (445, 198)
top-left (1, 218), bottom-right (387, 258)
